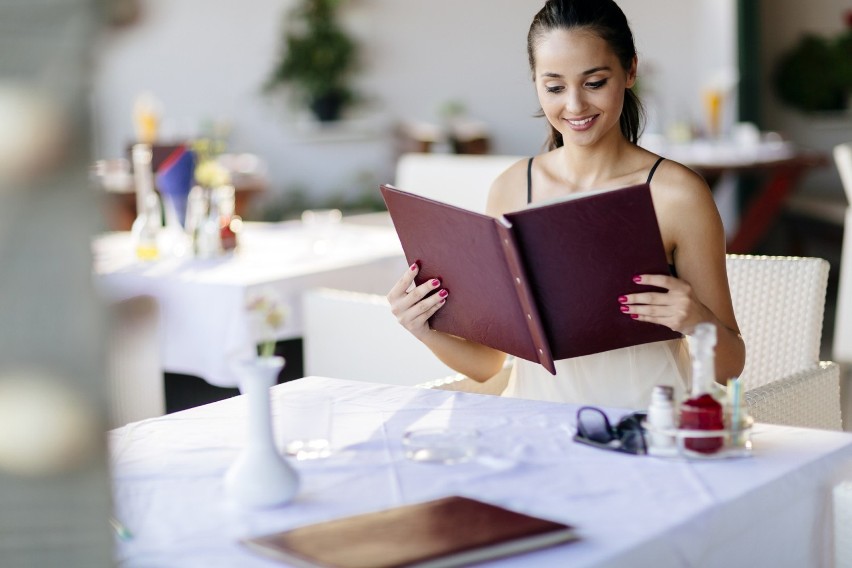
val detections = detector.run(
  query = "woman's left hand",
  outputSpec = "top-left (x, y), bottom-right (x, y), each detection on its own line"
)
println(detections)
top-left (618, 274), bottom-right (712, 334)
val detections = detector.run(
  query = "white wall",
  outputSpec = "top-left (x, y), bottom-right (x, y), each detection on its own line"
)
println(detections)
top-left (92, 0), bottom-right (735, 205)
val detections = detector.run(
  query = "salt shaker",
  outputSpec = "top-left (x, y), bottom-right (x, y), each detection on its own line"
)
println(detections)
top-left (647, 385), bottom-right (676, 451)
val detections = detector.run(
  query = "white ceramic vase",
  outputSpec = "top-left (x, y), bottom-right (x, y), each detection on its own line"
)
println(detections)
top-left (224, 355), bottom-right (299, 509)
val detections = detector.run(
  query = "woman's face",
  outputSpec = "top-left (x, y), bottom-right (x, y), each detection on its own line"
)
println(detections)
top-left (533, 28), bottom-right (636, 148)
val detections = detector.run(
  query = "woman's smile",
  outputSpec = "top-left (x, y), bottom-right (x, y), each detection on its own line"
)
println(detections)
top-left (565, 114), bottom-right (599, 130)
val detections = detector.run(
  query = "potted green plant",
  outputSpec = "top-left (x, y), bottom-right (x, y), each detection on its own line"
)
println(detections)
top-left (265, 0), bottom-right (359, 122)
top-left (773, 11), bottom-right (852, 113)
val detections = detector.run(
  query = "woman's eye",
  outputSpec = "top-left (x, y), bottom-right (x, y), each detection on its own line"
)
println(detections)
top-left (545, 85), bottom-right (564, 94)
top-left (586, 79), bottom-right (608, 89)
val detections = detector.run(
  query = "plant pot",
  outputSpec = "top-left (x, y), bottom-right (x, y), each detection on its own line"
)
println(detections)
top-left (309, 92), bottom-right (345, 122)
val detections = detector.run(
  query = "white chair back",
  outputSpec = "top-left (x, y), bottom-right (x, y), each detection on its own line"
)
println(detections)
top-left (832, 142), bottom-right (852, 363)
top-left (394, 153), bottom-right (524, 213)
top-left (107, 295), bottom-right (165, 427)
top-left (726, 254), bottom-right (828, 389)
top-left (302, 288), bottom-right (456, 386)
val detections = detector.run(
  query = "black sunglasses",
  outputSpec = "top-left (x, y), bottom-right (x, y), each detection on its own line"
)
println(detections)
top-left (573, 406), bottom-right (648, 455)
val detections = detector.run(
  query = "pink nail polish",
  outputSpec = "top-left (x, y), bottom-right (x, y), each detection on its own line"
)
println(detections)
top-left (431, 279), bottom-right (440, 287)
top-left (633, 275), bottom-right (642, 283)
top-left (410, 263), bottom-right (417, 271)
top-left (630, 314), bottom-right (639, 319)
top-left (438, 289), bottom-right (448, 298)
top-left (620, 305), bottom-right (629, 312)
top-left (618, 295), bottom-right (628, 303)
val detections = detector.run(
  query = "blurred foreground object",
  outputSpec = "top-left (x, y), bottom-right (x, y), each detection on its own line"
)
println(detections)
top-left (0, 0), bottom-right (113, 566)
top-left (0, 84), bottom-right (69, 184)
top-left (0, 371), bottom-right (99, 476)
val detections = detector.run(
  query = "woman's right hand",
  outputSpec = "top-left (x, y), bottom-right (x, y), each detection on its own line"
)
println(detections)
top-left (387, 263), bottom-right (448, 341)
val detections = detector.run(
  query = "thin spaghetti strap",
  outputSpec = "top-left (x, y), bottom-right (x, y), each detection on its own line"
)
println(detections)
top-left (527, 157), bottom-right (534, 204)
top-left (646, 157), bottom-right (665, 184)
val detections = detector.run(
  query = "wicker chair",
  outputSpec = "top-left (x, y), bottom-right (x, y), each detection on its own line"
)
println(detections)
top-left (832, 142), bottom-right (852, 364)
top-left (726, 254), bottom-right (843, 430)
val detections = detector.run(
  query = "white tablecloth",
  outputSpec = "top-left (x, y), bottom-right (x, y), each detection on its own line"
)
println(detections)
top-left (110, 377), bottom-right (852, 567)
top-left (93, 223), bottom-right (405, 387)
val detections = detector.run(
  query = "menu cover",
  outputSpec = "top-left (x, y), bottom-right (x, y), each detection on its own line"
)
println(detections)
top-left (380, 183), bottom-right (681, 374)
top-left (240, 495), bottom-right (578, 568)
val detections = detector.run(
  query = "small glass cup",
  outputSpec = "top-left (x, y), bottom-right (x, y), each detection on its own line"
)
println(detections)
top-left (301, 208), bottom-right (342, 254)
top-left (402, 427), bottom-right (479, 464)
top-left (278, 392), bottom-right (332, 460)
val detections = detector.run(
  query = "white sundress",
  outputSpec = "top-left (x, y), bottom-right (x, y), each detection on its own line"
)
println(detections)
top-left (502, 156), bottom-right (692, 409)
top-left (502, 338), bottom-right (691, 410)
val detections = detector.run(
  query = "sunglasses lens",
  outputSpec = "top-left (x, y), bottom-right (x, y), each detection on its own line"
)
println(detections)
top-left (620, 429), bottom-right (645, 454)
top-left (579, 409), bottom-right (614, 444)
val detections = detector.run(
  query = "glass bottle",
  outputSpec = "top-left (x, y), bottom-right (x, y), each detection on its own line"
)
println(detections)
top-left (131, 143), bottom-right (156, 219)
top-left (131, 191), bottom-right (161, 261)
top-left (680, 323), bottom-right (724, 454)
top-left (647, 385), bottom-right (676, 451)
top-left (195, 188), bottom-right (222, 259)
top-left (726, 377), bottom-right (750, 449)
top-left (216, 185), bottom-right (238, 252)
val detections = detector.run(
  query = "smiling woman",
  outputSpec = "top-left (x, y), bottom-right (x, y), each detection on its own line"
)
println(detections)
top-left (533, 29), bottom-right (635, 150)
top-left (386, 0), bottom-right (745, 410)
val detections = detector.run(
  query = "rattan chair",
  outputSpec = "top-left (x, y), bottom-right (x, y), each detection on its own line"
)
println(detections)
top-left (832, 142), bottom-right (852, 364)
top-left (726, 254), bottom-right (842, 430)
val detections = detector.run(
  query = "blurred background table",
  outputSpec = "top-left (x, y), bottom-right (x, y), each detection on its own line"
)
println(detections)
top-left (109, 376), bottom-right (852, 568)
top-left (94, 149), bottom-right (270, 231)
top-left (660, 139), bottom-right (830, 254)
top-left (93, 221), bottom-right (405, 391)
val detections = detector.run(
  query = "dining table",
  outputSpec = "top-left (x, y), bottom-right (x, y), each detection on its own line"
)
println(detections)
top-left (661, 138), bottom-right (829, 254)
top-left (109, 376), bottom-right (852, 568)
top-left (92, 220), bottom-right (406, 388)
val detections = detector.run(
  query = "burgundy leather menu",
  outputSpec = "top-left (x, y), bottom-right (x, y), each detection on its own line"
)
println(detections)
top-left (380, 183), bottom-right (681, 374)
top-left (241, 495), bottom-right (577, 568)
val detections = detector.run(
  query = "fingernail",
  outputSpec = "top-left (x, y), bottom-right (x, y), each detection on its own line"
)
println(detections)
top-left (431, 279), bottom-right (440, 287)
top-left (618, 295), bottom-right (628, 303)
top-left (438, 289), bottom-right (448, 298)
top-left (620, 305), bottom-right (629, 312)
top-left (632, 275), bottom-right (642, 283)
top-left (440, 298), bottom-right (446, 304)
top-left (630, 314), bottom-right (639, 319)
top-left (410, 263), bottom-right (417, 271)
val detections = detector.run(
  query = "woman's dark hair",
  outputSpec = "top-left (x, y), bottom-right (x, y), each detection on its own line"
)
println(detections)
top-left (527, 0), bottom-right (644, 149)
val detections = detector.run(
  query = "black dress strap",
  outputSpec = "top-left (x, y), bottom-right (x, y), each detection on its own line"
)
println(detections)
top-left (526, 157), bottom-right (534, 204)
top-left (646, 157), bottom-right (665, 184)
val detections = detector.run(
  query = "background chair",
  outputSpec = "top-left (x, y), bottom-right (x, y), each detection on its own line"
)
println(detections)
top-left (106, 295), bottom-right (165, 428)
top-left (393, 152), bottom-right (525, 213)
top-left (726, 254), bottom-right (843, 430)
top-left (302, 288), bottom-right (509, 393)
top-left (831, 143), bottom-right (852, 419)
top-left (302, 288), bottom-right (456, 386)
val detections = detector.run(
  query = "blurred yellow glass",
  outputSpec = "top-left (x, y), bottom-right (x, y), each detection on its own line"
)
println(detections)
top-left (132, 92), bottom-right (161, 144)
top-left (703, 88), bottom-right (723, 139)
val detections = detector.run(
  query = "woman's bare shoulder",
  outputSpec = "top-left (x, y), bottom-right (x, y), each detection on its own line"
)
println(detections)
top-left (486, 157), bottom-right (531, 216)
top-left (651, 157), bottom-right (725, 250)
top-left (651, 158), bottom-right (714, 207)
